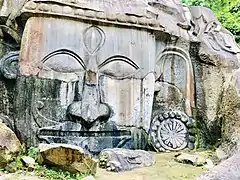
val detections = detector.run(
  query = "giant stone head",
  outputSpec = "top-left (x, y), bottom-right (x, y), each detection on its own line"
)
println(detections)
top-left (14, 0), bottom-right (159, 153)
top-left (2, 0), bottom-right (238, 154)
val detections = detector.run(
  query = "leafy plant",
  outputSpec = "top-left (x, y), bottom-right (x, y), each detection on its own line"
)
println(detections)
top-left (27, 146), bottom-right (40, 160)
top-left (34, 164), bottom-right (88, 180)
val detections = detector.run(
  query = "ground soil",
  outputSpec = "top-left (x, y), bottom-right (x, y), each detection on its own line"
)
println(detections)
top-left (96, 152), bottom-right (206, 180)
top-left (0, 152), bottom-right (206, 180)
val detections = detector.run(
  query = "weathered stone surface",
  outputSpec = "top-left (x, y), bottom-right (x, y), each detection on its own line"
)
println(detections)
top-left (218, 69), bottom-right (240, 157)
top-left (99, 148), bottom-right (155, 172)
top-left (175, 153), bottom-right (207, 166)
top-left (16, 13), bottom-right (155, 153)
top-left (0, 0), bottom-right (239, 156)
top-left (0, 51), bottom-right (19, 79)
top-left (149, 110), bottom-right (195, 152)
top-left (21, 156), bottom-right (36, 168)
top-left (215, 148), bottom-right (228, 162)
top-left (0, 0), bottom-right (25, 47)
top-left (197, 153), bottom-right (240, 180)
top-left (0, 121), bottom-right (21, 153)
top-left (38, 143), bottom-right (97, 174)
top-left (205, 158), bottom-right (214, 169)
top-left (81, 176), bottom-right (96, 180)
top-left (0, 0), bottom-right (26, 18)
top-left (0, 121), bottom-right (21, 167)
top-left (189, 6), bottom-right (240, 147)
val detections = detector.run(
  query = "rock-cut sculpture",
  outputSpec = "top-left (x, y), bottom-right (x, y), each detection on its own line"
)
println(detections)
top-left (0, 0), bottom-right (239, 155)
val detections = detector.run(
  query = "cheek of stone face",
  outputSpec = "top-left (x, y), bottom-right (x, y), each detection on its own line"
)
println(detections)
top-left (99, 73), bottom-right (155, 131)
top-left (29, 72), bottom-right (85, 128)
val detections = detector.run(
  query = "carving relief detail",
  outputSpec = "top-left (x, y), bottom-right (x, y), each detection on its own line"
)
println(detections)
top-left (83, 26), bottom-right (106, 55)
top-left (149, 110), bottom-right (195, 152)
top-left (0, 51), bottom-right (19, 79)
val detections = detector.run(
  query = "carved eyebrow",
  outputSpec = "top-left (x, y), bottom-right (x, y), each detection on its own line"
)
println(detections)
top-left (41, 49), bottom-right (86, 70)
top-left (98, 55), bottom-right (139, 70)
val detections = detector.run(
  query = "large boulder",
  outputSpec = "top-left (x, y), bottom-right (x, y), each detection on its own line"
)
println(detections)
top-left (197, 153), bottom-right (240, 180)
top-left (38, 143), bottom-right (97, 175)
top-left (219, 69), bottom-right (240, 156)
top-left (189, 6), bottom-right (240, 147)
top-left (0, 121), bottom-right (21, 167)
top-left (99, 148), bottom-right (155, 172)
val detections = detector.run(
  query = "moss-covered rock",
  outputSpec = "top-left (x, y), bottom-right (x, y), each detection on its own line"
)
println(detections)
top-left (38, 143), bottom-right (97, 175)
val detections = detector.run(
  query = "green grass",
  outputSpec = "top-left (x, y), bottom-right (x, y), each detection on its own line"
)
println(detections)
top-left (34, 164), bottom-right (89, 180)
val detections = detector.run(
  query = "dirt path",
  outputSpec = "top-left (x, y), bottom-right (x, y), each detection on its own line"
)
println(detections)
top-left (95, 153), bottom-right (206, 180)
top-left (0, 152), bottom-right (206, 180)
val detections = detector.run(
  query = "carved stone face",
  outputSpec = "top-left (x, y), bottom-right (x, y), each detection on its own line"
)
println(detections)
top-left (17, 16), bottom-right (156, 153)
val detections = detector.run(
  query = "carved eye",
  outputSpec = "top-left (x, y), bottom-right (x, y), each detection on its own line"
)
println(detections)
top-left (98, 55), bottom-right (139, 78)
top-left (41, 49), bottom-right (86, 73)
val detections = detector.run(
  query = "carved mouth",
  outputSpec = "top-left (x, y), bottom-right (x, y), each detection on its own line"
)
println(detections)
top-left (38, 129), bottom-right (131, 137)
top-left (68, 115), bottom-right (109, 130)
top-left (37, 129), bottom-right (133, 154)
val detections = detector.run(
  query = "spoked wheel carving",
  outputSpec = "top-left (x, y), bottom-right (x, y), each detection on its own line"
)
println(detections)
top-left (149, 111), bottom-right (195, 152)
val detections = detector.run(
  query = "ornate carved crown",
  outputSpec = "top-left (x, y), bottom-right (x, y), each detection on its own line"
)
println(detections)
top-left (21, 0), bottom-right (164, 31)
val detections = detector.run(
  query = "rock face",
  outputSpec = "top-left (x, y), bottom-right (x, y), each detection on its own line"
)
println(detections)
top-left (197, 153), bottom-right (240, 180)
top-left (175, 153), bottom-right (207, 166)
top-left (38, 143), bottom-right (97, 174)
top-left (21, 156), bottom-right (36, 168)
top-left (218, 69), bottom-right (240, 156)
top-left (0, 121), bottom-right (21, 167)
top-left (189, 6), bottom-right (240, 147)
top-left (0, 0), bottom-right (239, 154)
top-left (99, 148), bottom-right (155, 172)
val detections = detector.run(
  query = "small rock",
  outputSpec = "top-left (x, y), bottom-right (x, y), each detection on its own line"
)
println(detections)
top-left (5, 161), bottom-right (22, 173)
top-left (21, 156), bottom-right (36, 168)
top-left (175, 153), bottom-right (206, 166)
top-left (38, 143), bottom-right (97, 174)
top-left (215, 148), bottom-right (228, 162)
top-left (205, 158), bottom-right (214, 169)
top-left (0, 148), bottom-right (12, 167)
top-left (0, 122), bottom-right (21, 168)
top-left (81, 175), bottom-right (96, 180)
top-left (99, 148), bottom-right (155, 172)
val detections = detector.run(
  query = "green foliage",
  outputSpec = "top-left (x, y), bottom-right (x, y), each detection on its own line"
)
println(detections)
top-left (181, 0), bottom-right (240, 44)
top-left (181, 0), bottom-right (208, 6)
top-left (214, 0), bottom-right (240, 36)
top-left (27, 146), bottom-right (40, 160)
top-left (34, 165), bottom-right (88, 180)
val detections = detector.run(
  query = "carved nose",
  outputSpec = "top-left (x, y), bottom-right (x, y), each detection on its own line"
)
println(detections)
top-left (67, 71), bottom-right (110, 126)
top-left (68, 100), bottom-right (110, 124)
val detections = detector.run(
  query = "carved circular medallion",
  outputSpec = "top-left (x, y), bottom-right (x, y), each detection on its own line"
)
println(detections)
top-left (150, 111), bottom-right (195, 152)
top-left (158, 119), bottom-right (187, 150)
